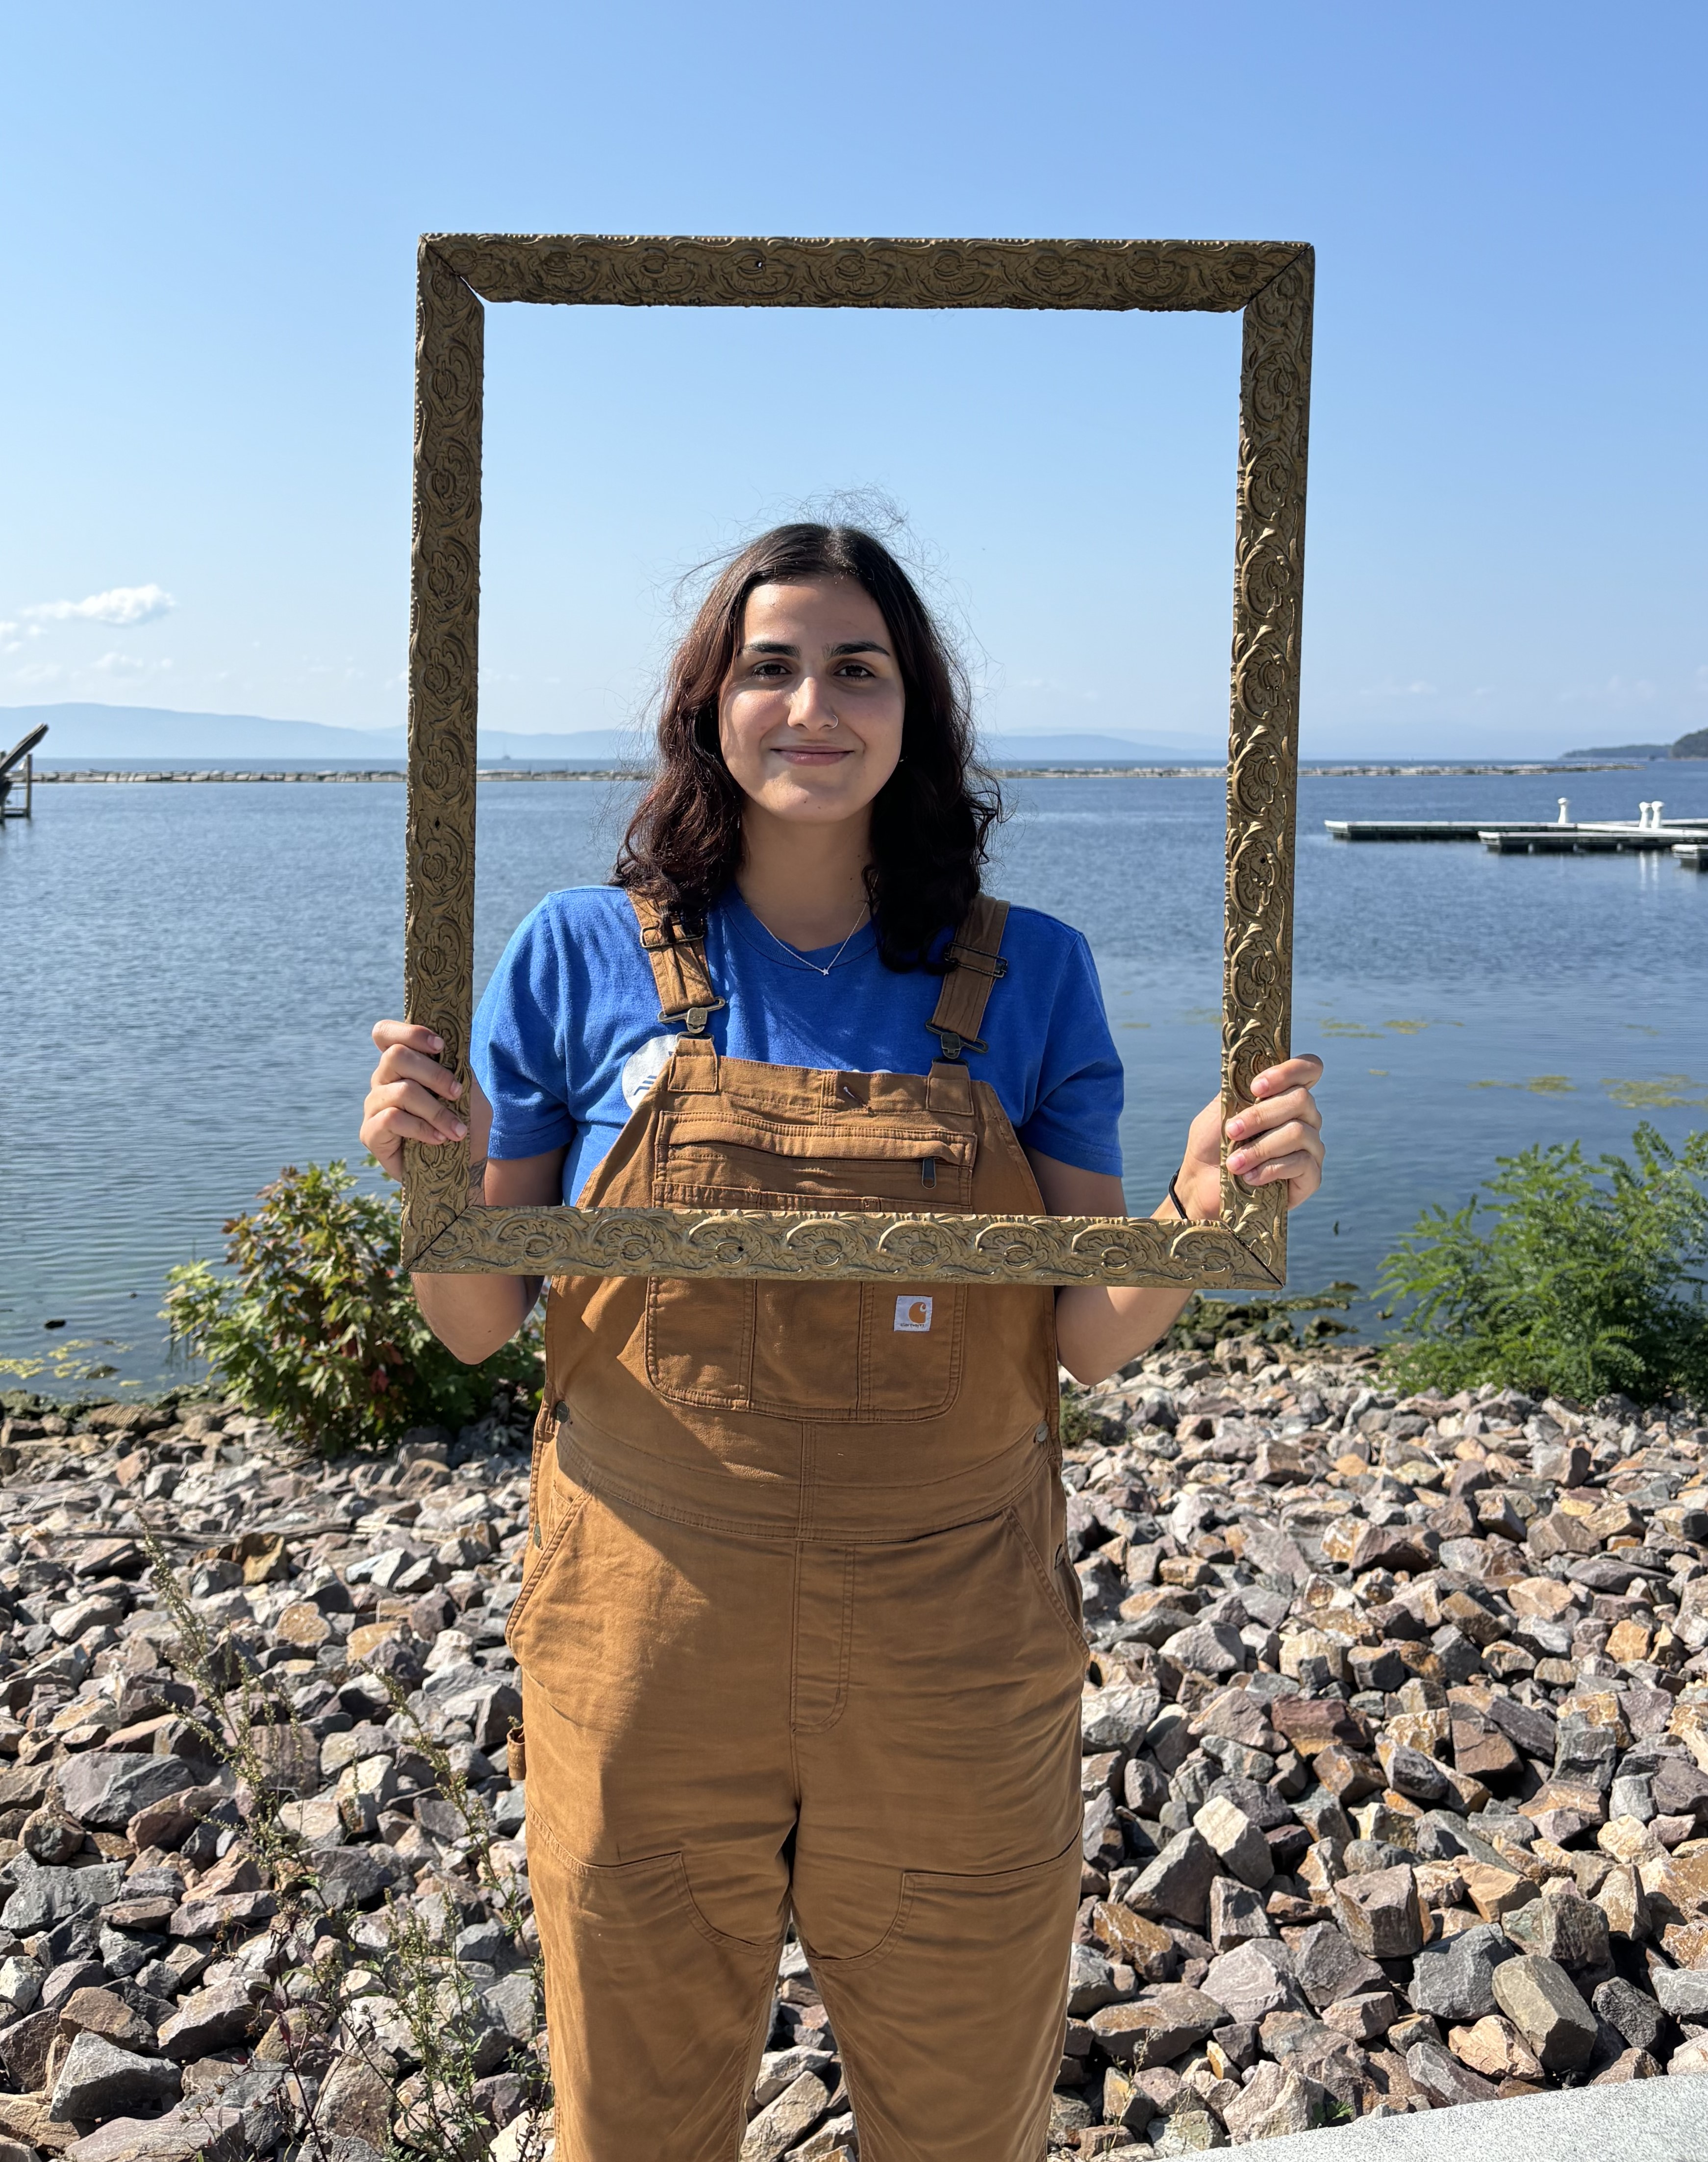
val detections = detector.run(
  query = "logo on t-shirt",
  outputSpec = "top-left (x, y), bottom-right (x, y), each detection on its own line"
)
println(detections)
top-left (893, 1295), bottom-right (933, 1332)
top-left (620, 1032), bottom-right (682, 1110)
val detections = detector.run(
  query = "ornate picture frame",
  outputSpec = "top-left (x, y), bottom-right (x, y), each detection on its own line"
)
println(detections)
top-left (403, 233), bottom-right (1312, 1290)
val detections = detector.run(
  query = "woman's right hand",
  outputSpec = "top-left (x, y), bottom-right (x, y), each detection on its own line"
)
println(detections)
top-left (360, 1021), bottom-right (468, 1182)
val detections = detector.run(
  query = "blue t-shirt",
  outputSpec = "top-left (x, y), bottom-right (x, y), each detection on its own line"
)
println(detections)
top-left (471, 886), bottom-right (1124, 1204)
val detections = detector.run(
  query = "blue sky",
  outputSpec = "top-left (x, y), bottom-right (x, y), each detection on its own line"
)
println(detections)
top-left (2, 2), bottom-right (1703, 758)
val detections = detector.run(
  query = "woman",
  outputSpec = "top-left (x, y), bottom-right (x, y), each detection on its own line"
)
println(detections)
top-left (361, 524), bottom-right (1324, 2162)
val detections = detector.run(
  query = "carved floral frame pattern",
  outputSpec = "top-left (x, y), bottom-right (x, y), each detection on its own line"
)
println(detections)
top-left (403, 233), bottom-right (1312, 1289)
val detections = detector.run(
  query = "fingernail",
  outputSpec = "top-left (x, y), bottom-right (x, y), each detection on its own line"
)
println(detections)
top-left (428, 1035), bottom-right (443, 1052)
top-left (452, 1120), bottom-right (467, 1138)
top-left (1228, 1150), bottom-right (1252, 1173)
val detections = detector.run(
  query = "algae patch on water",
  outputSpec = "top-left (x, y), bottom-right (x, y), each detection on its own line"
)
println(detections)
top-left (1602, 1075), bottom-right (1708, 1109)
top-left (1318, 1017), bottom-right (1463, 1041)
top-left (1469, 1076), bottom-right (1578, 1094)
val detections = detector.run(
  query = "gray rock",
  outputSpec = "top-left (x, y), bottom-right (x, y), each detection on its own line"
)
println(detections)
top-left (1332, 1864), bottom-right (1426, 1959)
top-left (314, 1846), bottom-right (402, 1910)
top-left (1088, 1985), bottom-right (1226, 2067)
top-left (1506, 1885), bottom-right (1611, 1970)
top-left (1206, 1875), bottom-right (1273, 1953)
top-left (1292, 1921), bottom-right (1386, 2011)
top-left (1129, 1829), bottom-right (1218, 1930)
top-left (1405, 2036), bottom-right (1499, 2107)
top-left (1492, 1953), bottom-right (1600, 2072)
top-left (1193, 1796), bottom-right (1272, 1889)
top-left (1384, 1745), bottom-right (1450, 1806)
top-left (1238, 1521), bottom-right (1310, 1584)
top-left (1161, 1622), bottom-right (1246, 1679)
top-left (1153, 2111), bottom-right (1228, 2153)
top-left (1650, 1757), bottom-right (1708, 1823)
top-left (430, 1679), bottom-right (521, 1752)
top-left (1593, 1977), bottom-right (1674, 2057)
top-left (1609, 1774), bottom-right (1654, 1824)
top-left (315, 2051), bottom-right (395, 2147)
top-left (156, 1980), bottom-right (259, 2059)
top-left (0, 1857), bottom-right (126, 1934)
top-left (1650, 1966), bottom-right (1708, 2021)
top-left (1203, 1941), bottom-right (1304, 2025)
top-left (42, 1956), bottom-right (107, 2011)
top-left (1484, 1694), bottom-right (1557, 1760)
top-left (1221, 2060), bottom-right (1325, 2141)
top-left (1081, 1680), bottom-right (1162, 1755)
top-left (479, 1969), bottom-right (536, 2046)
top-left (0, 1954), bottom-right (41, 2015)
top-left (1067, 1943), bottom-right (1123, 2017)
top-left (1555, 1719), bottom-right (1620, 1790)
top-left (59, 2113), bottom-right (247, 2162)
top-left (0, 2004), bottom-right (60, 2089)
top-left (50, 2029), bottom-right (182, 2121)
top-left (1321, 1988), bottom-right (1398, 2041)
top-left (740, 2071), bottom-right (830, 2162)
top-left (56, 1753), bottom-right (195, 1832)
top-left (753, 2048), bottom-right (835, 2113)
top-left (1407, 1924), bottom-right (1517, 2022)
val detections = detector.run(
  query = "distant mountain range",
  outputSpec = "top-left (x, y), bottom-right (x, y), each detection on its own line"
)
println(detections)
top-left (1, 704), bottom-right (1222, 766)
top-left (0, 704), bottom-right (639, 762)
top-left (1562, 732), bottom-right (1708, 760)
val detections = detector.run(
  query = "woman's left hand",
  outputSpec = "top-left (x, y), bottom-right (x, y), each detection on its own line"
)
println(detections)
top-left (1174, 1055), bottom-right (1325, 1218)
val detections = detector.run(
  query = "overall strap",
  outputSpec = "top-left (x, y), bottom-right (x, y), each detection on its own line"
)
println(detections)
top-left (925, 895), bottom-right (1010, 1060)
top-left (628, 892), bottom-right (727, 1037)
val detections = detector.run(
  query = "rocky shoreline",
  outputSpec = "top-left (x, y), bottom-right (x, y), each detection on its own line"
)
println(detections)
top-left (1051, 1336), bottom-right (1708, 2153)
top-left (0, 1336), bottom-right (1701, 2159)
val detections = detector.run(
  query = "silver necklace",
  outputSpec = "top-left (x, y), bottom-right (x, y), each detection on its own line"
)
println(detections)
top-left (752, 900), bottom-right (871, 978)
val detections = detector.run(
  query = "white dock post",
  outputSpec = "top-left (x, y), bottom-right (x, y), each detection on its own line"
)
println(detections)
top-left (1557, 797), bottom-right (1570, 825)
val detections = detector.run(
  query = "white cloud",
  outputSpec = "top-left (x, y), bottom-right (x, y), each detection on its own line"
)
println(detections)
top-left (92, 652), bottom-right (147, 674)
top-left (23, 582), bottom-right (176, 627)
top-left (13, 661), bottom-right (63, 684)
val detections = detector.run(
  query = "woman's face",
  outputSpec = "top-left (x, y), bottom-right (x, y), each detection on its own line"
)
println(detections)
top-left (718, 579), bottom-right (905, 828)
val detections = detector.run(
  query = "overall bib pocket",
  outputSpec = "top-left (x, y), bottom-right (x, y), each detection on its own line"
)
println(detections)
top-left (645, 1112), bottom-right (976, 1420)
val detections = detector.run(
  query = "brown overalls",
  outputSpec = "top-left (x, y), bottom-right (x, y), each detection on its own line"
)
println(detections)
top-left (507, 895), bottom-right (1085, 2161)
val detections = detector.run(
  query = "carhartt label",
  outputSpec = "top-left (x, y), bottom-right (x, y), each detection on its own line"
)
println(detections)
top-left (894, 1296), bottom-right (933, 1332)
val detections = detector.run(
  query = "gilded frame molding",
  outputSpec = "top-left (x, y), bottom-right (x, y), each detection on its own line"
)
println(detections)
top-left (403, 233), bottom-right (1312, 1290)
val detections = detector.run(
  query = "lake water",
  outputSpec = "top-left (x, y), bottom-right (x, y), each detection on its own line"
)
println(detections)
top-left (5, 766), bottom-right (1706, 1394)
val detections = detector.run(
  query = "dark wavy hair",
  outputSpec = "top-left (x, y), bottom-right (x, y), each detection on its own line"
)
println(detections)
top-left (613, 523), bottom-right (1002, 972)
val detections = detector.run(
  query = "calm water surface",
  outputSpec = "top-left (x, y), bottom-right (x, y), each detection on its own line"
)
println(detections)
top-left (4, 767), bottom-right (1706, 1391)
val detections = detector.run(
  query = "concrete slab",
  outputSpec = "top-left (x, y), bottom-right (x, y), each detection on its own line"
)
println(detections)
top-left (1213, 2078), bottom-right (1705, 2161)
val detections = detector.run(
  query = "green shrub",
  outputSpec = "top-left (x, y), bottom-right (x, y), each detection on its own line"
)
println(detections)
top-left (163, 1160), bottom-right (540, 1451)
top-left (1377, 1123), bottom-right (1708, 1406)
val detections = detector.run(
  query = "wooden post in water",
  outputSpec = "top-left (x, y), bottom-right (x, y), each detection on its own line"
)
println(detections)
top-left (0, 723), bottom-right (47, 819)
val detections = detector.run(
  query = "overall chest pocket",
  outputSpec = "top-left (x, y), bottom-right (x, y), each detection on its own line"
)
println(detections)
top-left (644, 1112), bottom-right (974, 1422)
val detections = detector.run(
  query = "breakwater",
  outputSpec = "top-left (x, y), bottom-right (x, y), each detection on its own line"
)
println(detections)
top-left (29, 761), bottom-right (1648, 786)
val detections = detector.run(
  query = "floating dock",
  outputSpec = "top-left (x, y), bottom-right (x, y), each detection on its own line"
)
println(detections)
top-left (1328, 808), bottom-right (1708, 863)
top-left (1327, 821), bottom-right (1490, 841)
top-left (1477, 825), bottom-right (1708, 854)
